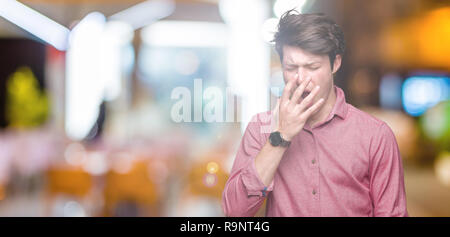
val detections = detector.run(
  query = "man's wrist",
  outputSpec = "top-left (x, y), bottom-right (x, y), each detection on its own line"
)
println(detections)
top-left (278, 130), bottom-right (292, 142)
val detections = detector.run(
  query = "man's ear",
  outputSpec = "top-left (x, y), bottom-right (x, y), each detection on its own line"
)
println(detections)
top-left (332, 55), bottom-right (342, 74)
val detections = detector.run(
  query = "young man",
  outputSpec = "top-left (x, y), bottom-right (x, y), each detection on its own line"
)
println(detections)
top-left (222, 10), bottom-right (408, 217)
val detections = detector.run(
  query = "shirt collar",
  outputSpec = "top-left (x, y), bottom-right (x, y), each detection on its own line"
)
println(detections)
top-left (302, 85), bottom-right (349, 131)
top-left (331, 85), bottom-right (349, 120)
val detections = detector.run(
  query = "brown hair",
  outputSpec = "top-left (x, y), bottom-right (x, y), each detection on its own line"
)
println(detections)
top-left (272, 9), bottom-right (345, 69)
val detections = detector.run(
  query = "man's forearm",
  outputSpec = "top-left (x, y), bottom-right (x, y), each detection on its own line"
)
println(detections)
top-left (254, 140), bottom-right (289, 186)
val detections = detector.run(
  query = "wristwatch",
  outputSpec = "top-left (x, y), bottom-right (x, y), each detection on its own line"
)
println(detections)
top-left (269, 131), bottom-right (291, 147)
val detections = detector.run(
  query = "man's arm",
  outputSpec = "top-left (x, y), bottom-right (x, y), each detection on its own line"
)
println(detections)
top-left (221, 114), bottom-right (284, 217)
top-left (369, 122), bottom-right (409, 217)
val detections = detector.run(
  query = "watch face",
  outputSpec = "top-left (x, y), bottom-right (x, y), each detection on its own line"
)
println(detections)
top-left (269, 132), bottom-right (282, 146)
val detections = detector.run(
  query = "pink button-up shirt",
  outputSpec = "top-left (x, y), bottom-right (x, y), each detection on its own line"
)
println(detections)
top-left (222, 86), bottom-right (408, 217)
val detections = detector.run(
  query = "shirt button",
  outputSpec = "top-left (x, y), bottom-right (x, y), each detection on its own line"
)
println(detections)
top-left (311, 159), bottom-right (316, 164)
top-left (312, 190), bottom-right (317, 195)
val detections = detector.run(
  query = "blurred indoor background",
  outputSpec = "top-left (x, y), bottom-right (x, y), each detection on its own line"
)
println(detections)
top-left (0, 0), bottom-right (449, 217)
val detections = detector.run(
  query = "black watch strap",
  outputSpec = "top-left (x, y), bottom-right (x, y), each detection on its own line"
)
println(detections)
top-left (279, 133), bottom-right (291, 147)
top-left (269, 131), bottom-right (291, 147)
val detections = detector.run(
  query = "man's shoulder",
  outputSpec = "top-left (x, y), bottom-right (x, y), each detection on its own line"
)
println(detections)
top-left (346, 103), bottom-right (386, 129)
top-left (345, 105), bottom-right (399, 157)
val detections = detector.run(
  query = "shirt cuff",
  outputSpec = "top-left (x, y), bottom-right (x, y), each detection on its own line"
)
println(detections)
top-left (241, 160), bottom-right (275, 197)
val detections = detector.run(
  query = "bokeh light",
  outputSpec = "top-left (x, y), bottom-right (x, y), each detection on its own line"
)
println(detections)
top-left (435, 151), bottom-right (450, 187)
top-left (203, 173), bottom-right (218, 188)
top-left (206, 161), bottom-right (219, 174)
top-left (421, 100), bottom-right (450, 148)
top-left (402, 76), bottom-right (450, 116)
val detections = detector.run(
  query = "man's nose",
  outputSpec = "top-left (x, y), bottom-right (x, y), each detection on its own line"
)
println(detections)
top-left (297, 73), bottom-right (309, 83)
top-left (297, 69), bottom-right (308, 81)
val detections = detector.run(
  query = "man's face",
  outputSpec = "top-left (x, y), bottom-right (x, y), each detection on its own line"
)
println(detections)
top-left (281, 45), bottom-right (341, 107)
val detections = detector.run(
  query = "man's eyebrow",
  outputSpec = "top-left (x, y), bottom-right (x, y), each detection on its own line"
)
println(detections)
top-left (284, 61), bottom-right (321, 67)
top-left (304, 62), bottom-right (321, 66)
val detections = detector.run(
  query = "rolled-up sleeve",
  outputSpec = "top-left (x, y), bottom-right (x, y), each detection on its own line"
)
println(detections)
top-left (369, 122), bottom-right (409, 217)
top-left (222, 114), bottom-right (274, 217)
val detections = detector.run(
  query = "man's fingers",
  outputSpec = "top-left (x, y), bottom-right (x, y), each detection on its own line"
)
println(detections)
top-left (296, 84), bottom-right (320, 112)
top-left (288, 74), bottom-right (300, 100)
top-left (280, 74), bottom-right (298, 104)
top-left (302, 97), bottom-right (325, 118)
top-left (290, 76), bottom-right (312, 105)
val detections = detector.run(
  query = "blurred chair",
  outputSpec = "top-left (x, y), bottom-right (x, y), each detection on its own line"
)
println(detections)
top-left (44, 167), bottom-right (93, 216)
top-left (103, 161), bottom-right (159, 216)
